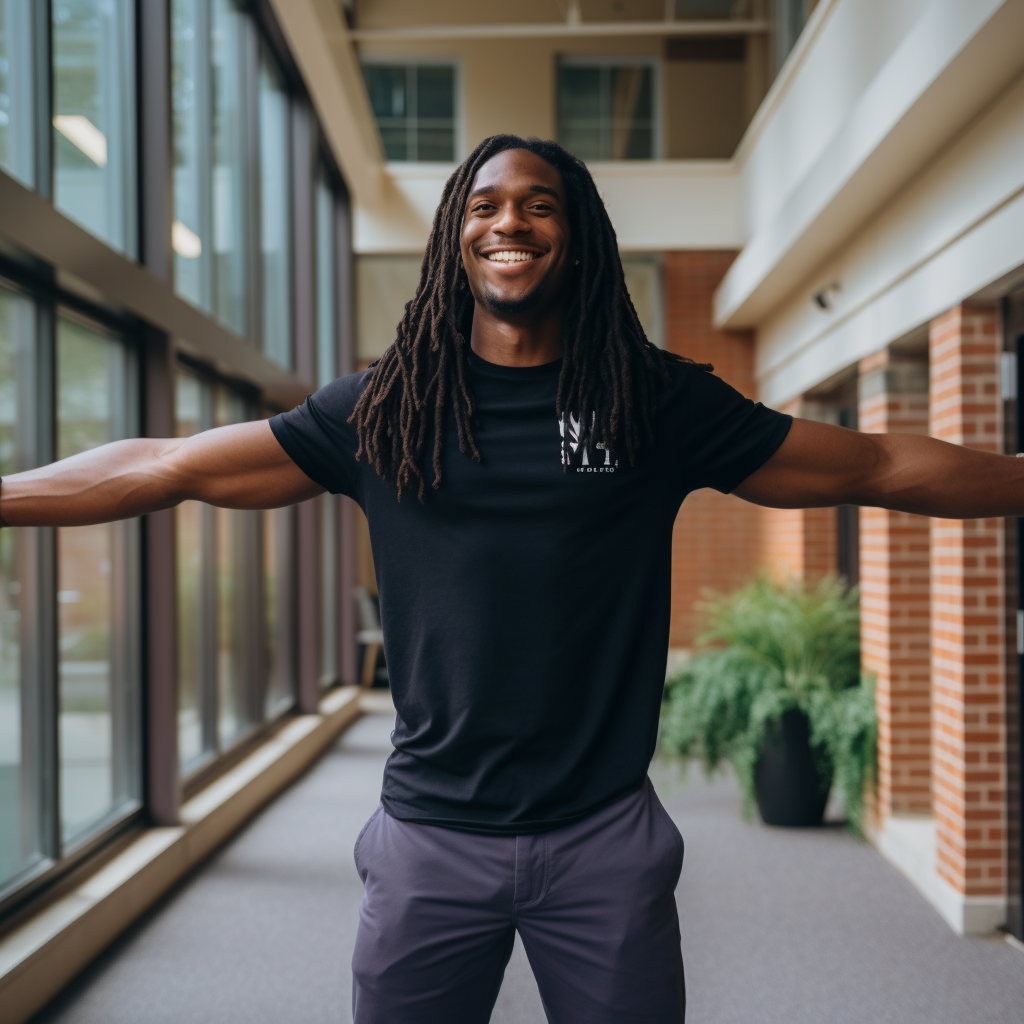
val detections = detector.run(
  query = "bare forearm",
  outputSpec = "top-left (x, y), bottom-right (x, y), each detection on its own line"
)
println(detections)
top-left (0, 438), bottom-right (186, 527)
top-left (0, 421), bottom-right (322, 528)
top-left (736, 419), bottom-right (1024, 519)
top-left (852, 433), bottom-right (1024, 518)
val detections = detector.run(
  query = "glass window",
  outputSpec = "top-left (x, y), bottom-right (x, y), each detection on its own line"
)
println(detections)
top-left (175, 369), bottom-right (262, 775)
top-left (315, 167), bottom-right (335, 388)
top-left (258, 44), bottom-right (291, 368)
top-left (0, 286), bottom-right (44, 894)
top-left (172, 0), bottom-right (249, 336)
top-left (0, 1), bottom-right (35, 187)
top-left (52, 0), bottom-right (137, 255)
top-left (263, 505), bottom-right (294, 717)
top-left (557, 60), bottom-right (656, 161)
top-left (211, 0), bottom-right (247, 336)
top-left (56, 315), bottom-right (140, 847)
top-left (363, 62), bottom-right (456, 162)
top-left (621, 255), bottom-right (664, 349)
top-left (171, 0), bottom-right (211, 312)
top-left (213, 386), bottom-right (249, 748)
top-left (174, 370), bottom-right (209, 772)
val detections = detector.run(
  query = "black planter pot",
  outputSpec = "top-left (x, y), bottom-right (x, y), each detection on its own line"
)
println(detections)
top-left (755, 708), bottom-right (832, 827)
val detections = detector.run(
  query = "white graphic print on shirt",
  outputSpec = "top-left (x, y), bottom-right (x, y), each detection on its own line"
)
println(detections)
top-left (559, 412), bottom-right (618, 473)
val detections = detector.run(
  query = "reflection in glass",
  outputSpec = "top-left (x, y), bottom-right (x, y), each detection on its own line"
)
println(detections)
top-left (52, 0), bottom-right (136, 254)
top-left (263, 505), bottom-right (294, 717)
top-left (258, 45), bottom-right (291, 367)
top-left (315, 168), bottom-right (335, 388)
top-left (0, 0), bottom-right (34, 186)
top-left (214, 387), bottom-right (247, 749)
top-left (171, 0), bottom-right (210, 312)
top-left (174, 371), bottom-right (208, 772)
top-left (56, 317), bottom-right (138, 846)
top-left (0, 288), bottom-right (43, 892)
top-left (211, 0), bottom-right (247, 335)
top-left (557, 63), bottom-right (655, 161)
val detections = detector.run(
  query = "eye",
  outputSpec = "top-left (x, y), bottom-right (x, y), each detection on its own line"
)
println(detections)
top-left (472, 200), bottom-right (496, 214)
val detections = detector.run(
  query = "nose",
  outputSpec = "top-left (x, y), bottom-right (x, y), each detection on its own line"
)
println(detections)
top-left (492, 200), bottom-right (530, 236)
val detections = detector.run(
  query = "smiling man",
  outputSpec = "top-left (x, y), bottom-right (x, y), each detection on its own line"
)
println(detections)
top-left (5, 134), bottom-right (1024, 1023)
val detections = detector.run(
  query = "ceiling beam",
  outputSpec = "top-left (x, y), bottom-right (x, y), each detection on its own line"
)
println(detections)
top-left (268, 0), bottom-right (383, 206)
top-left (348, 20), bottom-right (770, 42)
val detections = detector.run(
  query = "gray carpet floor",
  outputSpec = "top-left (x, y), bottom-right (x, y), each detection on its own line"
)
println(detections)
top-left (34, 708), bottom-right (1024, 1023)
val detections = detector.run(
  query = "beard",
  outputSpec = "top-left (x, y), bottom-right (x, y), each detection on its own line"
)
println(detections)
top-left (478, 280), bottom-right (547, 318)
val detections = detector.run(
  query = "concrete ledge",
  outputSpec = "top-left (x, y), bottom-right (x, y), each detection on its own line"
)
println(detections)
top-left (0, 686), bottom-right (363, 1024)
top-left (875, 815), bottom-right (1007, 936)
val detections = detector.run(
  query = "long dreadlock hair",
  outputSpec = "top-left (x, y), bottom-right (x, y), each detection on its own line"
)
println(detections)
top-left (350, 134), bottom-right (706, 499)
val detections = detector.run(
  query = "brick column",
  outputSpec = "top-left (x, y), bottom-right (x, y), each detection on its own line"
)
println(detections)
top-left (666, 251), bottom-right (762, 647)
top-left (761, 400), bottom-right (837, 586)
top-left (858, 351), bottom-right (931, 819)
top-left (929, 304), bottom-right (1008, 901)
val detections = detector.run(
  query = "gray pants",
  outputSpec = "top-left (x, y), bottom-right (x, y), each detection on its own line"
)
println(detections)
top-left (352, 778), bottom-right (685, 1023)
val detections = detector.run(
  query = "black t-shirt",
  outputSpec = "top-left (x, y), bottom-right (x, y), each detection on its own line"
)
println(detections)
top-left (270, 351), bottom-right (791, 834)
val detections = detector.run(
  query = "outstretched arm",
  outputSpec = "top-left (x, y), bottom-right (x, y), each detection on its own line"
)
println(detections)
top-left (734, 418), bottom-right (1024, 518)
top-left (0, 420), bottom-right (322, 528)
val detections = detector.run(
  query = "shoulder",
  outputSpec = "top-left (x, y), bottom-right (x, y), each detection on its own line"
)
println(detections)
top-left (658, 355), bottom-right (733, 412)
top-left (308, 367), bottom-right (374, 421)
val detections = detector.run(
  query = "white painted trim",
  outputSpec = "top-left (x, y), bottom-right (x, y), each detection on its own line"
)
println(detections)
top-left (348, 21), bottom-right (771, 42)
top-left (268, 0), bottom-right (383, 205)
top-left (875, 816), bottom-right (1007, 936)
top-left (0, 688), bottom-right (364, 1024)
top-left (716, 0), bottom-right (1023, 329)
top-left (731, 0), bottom-right (841, 165)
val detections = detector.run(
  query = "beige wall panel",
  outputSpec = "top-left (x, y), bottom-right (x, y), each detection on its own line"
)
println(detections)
top-left (357, 36), bottom-right (665, 158)
top-left (354, 0), bottom-right (563, 29)
top-left (664, 60), bottom-right (746, 159)
top-left (461, 41), bottom-right (556, 147)
top-left (356, 254), bottom-right (422, 360)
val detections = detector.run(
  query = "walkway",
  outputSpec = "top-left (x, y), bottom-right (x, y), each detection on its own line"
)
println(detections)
top-left (34, 701), bottom-right (1024, 1024)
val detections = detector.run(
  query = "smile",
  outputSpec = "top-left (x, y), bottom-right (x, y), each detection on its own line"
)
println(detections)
top-left (483, 250), bottom-right (541, 263)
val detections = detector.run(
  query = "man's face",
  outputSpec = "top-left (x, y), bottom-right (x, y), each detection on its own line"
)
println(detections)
top-left (460, 148), bottom-right (572, 318)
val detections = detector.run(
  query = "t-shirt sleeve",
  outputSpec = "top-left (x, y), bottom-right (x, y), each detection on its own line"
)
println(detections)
top-left (674, 365), bottom-right (792, 494)
top-left (269, 371), bottom-right (368, 499)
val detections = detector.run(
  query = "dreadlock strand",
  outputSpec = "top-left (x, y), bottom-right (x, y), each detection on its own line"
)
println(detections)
top-left (349, 133), bottom-right (699, 497)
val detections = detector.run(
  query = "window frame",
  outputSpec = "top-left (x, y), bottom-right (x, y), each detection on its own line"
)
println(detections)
top-left (0, 265), bottom-right (146, 920)
top-left (54, 303), bottom-right (143, 852)
top-left (361, 55), bottom-right (463, 164)
top-left (556, 54), bottom-right (662, 162)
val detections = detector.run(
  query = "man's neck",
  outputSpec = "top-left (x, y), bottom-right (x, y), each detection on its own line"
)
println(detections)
top-left (469, 305), bottom-right (563, 367)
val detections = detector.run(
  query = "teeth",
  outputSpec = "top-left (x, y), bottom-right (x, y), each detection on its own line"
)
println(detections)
top-left (486, 250), bottom-right (538, 263)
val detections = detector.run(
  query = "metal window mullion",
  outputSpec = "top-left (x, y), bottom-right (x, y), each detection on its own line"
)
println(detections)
top-left (197, 0), bottom-right (214, 312)
top-left (199, 385), bottom-right (218, 755)
top-left (33, 0), bottom-right (53, 199)
top-left (408, 64), bottom-right (417, 163)
top-left (242, 14), bottom-right (261, 350)
top-left (34, 295), bottom-right (59, 859)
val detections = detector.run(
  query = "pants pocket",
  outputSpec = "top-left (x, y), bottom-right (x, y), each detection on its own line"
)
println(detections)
top-left (353, 805), bottom-right (383, 879)
top-left (648, 783), bottom-right (685, 883)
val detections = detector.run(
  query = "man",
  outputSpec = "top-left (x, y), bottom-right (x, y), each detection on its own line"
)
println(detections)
top-left (2, 135), bottom-right (1021, 1023)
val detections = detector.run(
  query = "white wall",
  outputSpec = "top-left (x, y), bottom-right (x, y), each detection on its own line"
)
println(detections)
top-left (354, 160), bottom-right (742, 254)
top-left (756, 70), bottom-right (1024, 406)
top-left (715, 0), bottom-right (1024, 329)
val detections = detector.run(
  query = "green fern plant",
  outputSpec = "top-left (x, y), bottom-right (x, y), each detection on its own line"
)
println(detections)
top-left (660, 575), bottom-right (877, 833)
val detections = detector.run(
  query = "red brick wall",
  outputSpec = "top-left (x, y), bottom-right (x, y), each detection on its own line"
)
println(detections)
top-left (858, 353), bottom-right (932, 817)
top-left (929, 304), bottom-right (1008, 899)
top-left (761, 399), bottom-right (837, 587)
top-left (666, 251), bottom-right (762, 647)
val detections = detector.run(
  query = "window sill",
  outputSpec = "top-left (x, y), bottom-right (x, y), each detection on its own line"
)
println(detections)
top-left (0, 685), bottom-right (363, 1024)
